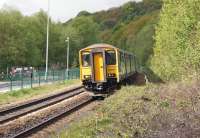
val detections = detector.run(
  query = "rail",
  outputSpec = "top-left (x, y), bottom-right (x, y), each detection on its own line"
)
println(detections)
top-left (0, 86), bottom-right (84, 124)
top-left (14, 96), bottom-right (93, 138)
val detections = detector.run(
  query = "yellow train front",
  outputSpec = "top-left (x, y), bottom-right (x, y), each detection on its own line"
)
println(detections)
top-left (79, 44), bottom-right (137, 95)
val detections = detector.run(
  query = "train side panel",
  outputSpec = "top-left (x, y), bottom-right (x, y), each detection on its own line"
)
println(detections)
top-left (118, 51), bottom-right (137, 82)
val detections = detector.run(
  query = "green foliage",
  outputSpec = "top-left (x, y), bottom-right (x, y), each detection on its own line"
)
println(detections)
top-left (0, 9), bottom-right (66, 71)
top-left (121, 1), bottom-right (136, 22)
top-left (105, 11), bottom-right (159, 66)
top-left (77, 11), bottom-right (91, 17)
top-left (0, 9), bottom-right (25, 68)
top-left (63, 16), bottom-right (101, 67)
top-left (0, 0), bottom-right (162, 72)
top-left (93, 0), bottom-right (161, 68)
top-left (71, 16), bottom-right (100, 46)
top-left (151, 0), bottom-right (200, 81)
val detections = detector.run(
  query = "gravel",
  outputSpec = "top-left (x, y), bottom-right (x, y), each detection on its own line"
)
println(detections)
top-left (0, 92), bottom-right (91, 138)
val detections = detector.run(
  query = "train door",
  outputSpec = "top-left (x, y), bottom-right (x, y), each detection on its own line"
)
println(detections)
top-left (91, 50), bottom-right (106, 83)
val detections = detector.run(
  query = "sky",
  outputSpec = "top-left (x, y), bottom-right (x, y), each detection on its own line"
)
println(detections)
top-left (0, 0), bottom-right (141, 22)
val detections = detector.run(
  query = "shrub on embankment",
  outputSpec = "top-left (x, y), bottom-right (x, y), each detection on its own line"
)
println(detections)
top-left (150, 0), bottom-right (200, 82)
top-left (60, 81), bottom-right (200, 138)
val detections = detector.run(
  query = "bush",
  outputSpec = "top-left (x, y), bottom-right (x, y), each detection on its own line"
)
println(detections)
top-left (150, 0), bottom-right (200, 81)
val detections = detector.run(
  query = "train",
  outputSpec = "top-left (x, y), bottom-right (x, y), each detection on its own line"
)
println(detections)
top-left (79, 43), bottom-right (139, 95)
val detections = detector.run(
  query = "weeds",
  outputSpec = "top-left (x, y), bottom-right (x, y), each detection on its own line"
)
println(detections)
top-left (60, 81), bottom-right (200, 138)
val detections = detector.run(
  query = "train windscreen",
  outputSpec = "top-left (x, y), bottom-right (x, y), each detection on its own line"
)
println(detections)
top-left (106, 50), bottom-right (116, 65)
top-left (82, 52), bottom-right (91, 67)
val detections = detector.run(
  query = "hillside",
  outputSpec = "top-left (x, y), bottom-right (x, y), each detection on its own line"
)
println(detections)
top-left (64, 0), bottom-right (162, 67)
top-left (0, 0), bottom-right (161, 72)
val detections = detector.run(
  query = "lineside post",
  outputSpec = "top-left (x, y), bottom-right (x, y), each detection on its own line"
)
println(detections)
top-left (39, 72), bottom-right (41, 86)
top-left (9, 75), bottom-right (12, 91)
top-left (63, 70), bottom-right (65, 82)
top-left (31, 72), bottom-right (33, 88)
top-left (21, 73), bottom-right (23, 89)
top-left (53, 69), bottom-right (55, 82)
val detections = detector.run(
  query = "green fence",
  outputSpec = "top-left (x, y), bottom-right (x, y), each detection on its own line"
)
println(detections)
top-left (0, 68), bottom-right (80, 92)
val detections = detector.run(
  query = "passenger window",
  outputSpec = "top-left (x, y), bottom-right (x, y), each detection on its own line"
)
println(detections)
top-left (106, 51), bottom-right (116, 65)
top-left (82, 52), bottom-right (90, 67)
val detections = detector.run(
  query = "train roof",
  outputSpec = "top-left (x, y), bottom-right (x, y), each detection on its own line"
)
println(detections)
top-left (81, 43), bottom-right (117, 51)
top-left (80, 43), bottom-right (134, 56)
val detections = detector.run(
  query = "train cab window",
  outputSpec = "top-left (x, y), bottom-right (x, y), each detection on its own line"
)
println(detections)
top-left (106, 50), bottom-right (116, 65)
top-left (82, 52), bottom-right (91, 67)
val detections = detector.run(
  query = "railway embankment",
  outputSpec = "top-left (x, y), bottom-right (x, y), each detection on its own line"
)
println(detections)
top-left (60, 81), bottom-right (200, 138)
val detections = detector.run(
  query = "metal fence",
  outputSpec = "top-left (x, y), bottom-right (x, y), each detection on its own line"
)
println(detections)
top-left (0, 68), bottom-right (80, 92)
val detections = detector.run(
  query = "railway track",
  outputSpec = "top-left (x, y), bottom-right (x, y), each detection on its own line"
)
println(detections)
top-left (0, 86), bottom-right (84, 124)
top-left (13, 95), bottom-right (93, 138)
top-left (0, 86), bottom-right (95, 138)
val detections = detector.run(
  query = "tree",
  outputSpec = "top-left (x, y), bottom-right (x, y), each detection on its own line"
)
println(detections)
top-left (77, 11), bottom-right (91, 17)
top-left (0, 0), bottom-right (162, 72)
top-left (151, 0), bottom-right (200, 81)
top-left (71, 16), bottom-right (100, 46)
top-left (121, 1), bottom-right (136, 22)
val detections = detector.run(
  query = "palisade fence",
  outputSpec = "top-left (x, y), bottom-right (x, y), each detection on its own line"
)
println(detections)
top-left (0, 68), bottom-right (80, 92)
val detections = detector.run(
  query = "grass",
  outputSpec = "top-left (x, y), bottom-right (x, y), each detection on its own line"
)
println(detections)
top-left (58, 81), bottom-right (200, 138)
top-left (0, 79), bottom-right (80, 106)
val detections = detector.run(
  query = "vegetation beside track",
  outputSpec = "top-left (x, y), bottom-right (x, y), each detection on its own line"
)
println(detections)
top-left (0, 80), bottom-right (79, 106)
top-left (59, 81), bottom-right (200, 138)
top-left (151, 0), bottom-right (200, 81)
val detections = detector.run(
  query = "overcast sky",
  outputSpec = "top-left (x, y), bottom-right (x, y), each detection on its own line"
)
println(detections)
top-left (0, 0), bottom-right (141, 22)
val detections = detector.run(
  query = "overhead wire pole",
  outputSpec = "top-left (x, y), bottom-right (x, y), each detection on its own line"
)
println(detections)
top-left (45, 0), bottom-right (50, 80)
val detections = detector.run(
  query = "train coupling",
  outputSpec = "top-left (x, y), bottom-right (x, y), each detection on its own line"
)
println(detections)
top-left (96, 84), bottom-right (104, 91)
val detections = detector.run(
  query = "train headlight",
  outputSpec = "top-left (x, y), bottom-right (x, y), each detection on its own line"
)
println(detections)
top-left (108, 73), bottom-right (116, 77)
top-left (84, 75), bottom-right (91, 79)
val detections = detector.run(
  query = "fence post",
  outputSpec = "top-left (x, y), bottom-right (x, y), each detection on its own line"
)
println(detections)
top-left (46, 71), bottom-right (48, 84)
top-left (21, 73), bottom-right (23, 89)
top-left (67, 70), bottom-right (69, 80)
top-left (10, 76), bottom-right (12, 91)
top-left (55, 71), bottom-right (57, 81)
top-left (31, 72), bottom-right (33, 88)
top-left (39, 72), bottom-right (41, 86)
top-left (53, 70), bottom-right (55, 82)
top-left (68, 69), bottom-right (70, 80)
top-left (63, 70), bottom-right (65, 82)
top-left (69, 70), bottom-right (71, 80)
